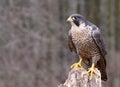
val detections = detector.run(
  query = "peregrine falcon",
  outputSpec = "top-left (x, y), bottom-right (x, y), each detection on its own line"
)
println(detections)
top-left (67, 14), bottom-right (107, 81)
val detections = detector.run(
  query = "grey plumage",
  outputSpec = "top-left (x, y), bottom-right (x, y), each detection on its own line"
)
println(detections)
top-left (67, 14), bottom-right (107, 81)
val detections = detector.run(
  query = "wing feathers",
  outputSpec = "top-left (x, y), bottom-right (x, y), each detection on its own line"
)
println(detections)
top-left (91, 29), bottom-right (107, 56)
top-left (68, 31), bottom-right (77, 53)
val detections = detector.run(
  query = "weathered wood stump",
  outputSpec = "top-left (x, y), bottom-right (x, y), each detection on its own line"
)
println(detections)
top-left (58, 68), bottom-right (101, 87)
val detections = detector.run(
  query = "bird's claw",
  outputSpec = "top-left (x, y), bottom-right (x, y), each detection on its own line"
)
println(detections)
top-left (86, 64), bottom-right (100, 80)
top-left (70, 59), bottom-right (83, 70)
top-left (70, 63), bottom-right (83, 70)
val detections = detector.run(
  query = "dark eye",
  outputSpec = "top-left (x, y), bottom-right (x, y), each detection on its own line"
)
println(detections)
top-left (72, 17), bottom-right (77, 20)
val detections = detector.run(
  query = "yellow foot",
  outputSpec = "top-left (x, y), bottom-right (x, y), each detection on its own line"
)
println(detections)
top-left (87, 63), bottom-right (100, 80)
top-left (70, 58), bottom-right (83, 70)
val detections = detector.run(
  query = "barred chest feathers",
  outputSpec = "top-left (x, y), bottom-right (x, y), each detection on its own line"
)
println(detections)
top-left (70, 24), bottom-right (96, 58)
top-left (70, 24), bottom-right (92, 45)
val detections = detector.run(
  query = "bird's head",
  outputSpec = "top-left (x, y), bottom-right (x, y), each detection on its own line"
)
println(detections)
top-left (67, 14), bottom-right (86, 27)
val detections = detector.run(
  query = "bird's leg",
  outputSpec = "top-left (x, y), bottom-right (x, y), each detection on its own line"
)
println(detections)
top-left (70, 58), bottom-right (83, 70)
top-left (87, 63), bottom-right (100, 80)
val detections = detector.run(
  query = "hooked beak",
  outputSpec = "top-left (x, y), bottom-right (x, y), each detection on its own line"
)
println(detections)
top-left (66, 16), bottom-right (73, 23)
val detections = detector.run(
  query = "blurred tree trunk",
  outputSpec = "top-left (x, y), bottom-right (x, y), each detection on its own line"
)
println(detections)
top-left (0, 0), bottom-right (120, 87)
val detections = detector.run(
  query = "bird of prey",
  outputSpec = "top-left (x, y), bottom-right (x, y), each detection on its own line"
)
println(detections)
top-left (67, 14), bottom-right (107, 81)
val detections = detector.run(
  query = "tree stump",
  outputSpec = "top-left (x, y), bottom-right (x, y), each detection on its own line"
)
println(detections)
top-left (58, 68), bottom-right (102, 87)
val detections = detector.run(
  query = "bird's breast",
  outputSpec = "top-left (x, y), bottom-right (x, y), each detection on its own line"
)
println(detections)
top-left (71, 28), bottom-right (94, 58)
top-left (71, 28), bottom-right (91, 44)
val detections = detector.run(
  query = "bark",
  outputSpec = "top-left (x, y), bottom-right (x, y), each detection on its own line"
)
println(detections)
top-left (58, 68), bottom-right (102, 87)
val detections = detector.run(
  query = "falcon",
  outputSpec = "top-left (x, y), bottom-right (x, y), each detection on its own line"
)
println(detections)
top-left (67, 14), bottom-right (107, 81)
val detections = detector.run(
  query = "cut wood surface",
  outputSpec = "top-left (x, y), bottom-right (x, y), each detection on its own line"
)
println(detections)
top-left (58, 68), bottom-right (102, 87)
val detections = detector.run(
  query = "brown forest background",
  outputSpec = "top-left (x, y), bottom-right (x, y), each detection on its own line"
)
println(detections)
top-left (0, 0), bottom-right (120, 87)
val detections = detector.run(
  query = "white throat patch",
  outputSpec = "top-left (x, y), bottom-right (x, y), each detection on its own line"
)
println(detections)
top-left (79, 23), bottom-right (93, 30)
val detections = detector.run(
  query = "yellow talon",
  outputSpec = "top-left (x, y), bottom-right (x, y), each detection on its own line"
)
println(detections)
top-left (87, 63), bottom-right (100, 80)
top-left (70, 58), bottom-right (83, 70)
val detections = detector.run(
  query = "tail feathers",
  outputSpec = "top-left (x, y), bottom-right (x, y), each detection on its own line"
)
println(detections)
top-left (96, 56), bottom-right (107, 81)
